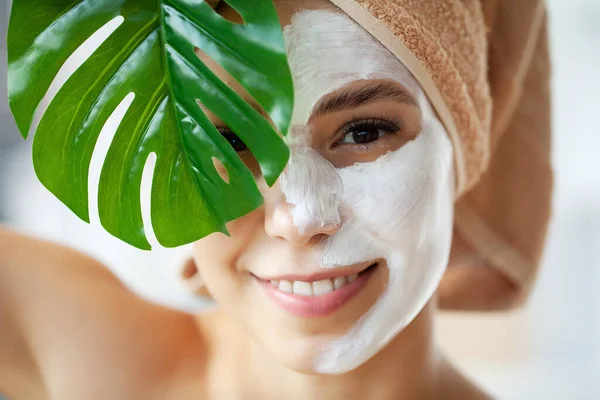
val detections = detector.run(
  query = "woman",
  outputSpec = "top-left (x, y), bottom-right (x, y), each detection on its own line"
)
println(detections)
top-left (0, 0), bottom-right (552, 399)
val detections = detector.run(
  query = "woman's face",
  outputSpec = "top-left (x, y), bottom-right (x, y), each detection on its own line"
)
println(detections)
top-left (192, 0), bottom-right (454, 374)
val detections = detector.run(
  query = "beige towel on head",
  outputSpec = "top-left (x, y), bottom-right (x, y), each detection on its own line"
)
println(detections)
top-left (209, 0), bottom-right (554, 311)
top-left (327, 0), bottom-right (553, 311)
top-left (450, 0), bottom-right (553, 310)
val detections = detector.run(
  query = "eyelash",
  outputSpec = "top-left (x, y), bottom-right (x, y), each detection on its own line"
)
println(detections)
top-left (333, 116), bottom-right (403, 150)
top-left (215, 115), bottom-right (403, 153)
top-left (216, 127), bottom-right (249, 153)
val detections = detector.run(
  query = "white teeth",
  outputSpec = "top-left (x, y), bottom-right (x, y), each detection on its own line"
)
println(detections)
top-left (333, 276), bottom-right (347, 289)
top-left (270, 273), bottom-right (358, 296)
top-left (293, 281), bottom-right (313, 296)
top-left (313, 279), bottom-right (334, 295)
top-left (279, 280), bottom-right (293, 293)
top-left (266, 263), bottom-right (376, 296)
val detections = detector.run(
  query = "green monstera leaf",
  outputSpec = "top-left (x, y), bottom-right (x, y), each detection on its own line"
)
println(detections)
top-left (7, 0), bottom-right (293, 250)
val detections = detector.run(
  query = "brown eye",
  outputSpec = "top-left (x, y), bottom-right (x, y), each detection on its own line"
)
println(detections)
top-left (337, 118), bottom-right (401, 146)
top-left (340, 126), bottom-right (384, 144)
top-left (218, 128), bottom-right (248, 152)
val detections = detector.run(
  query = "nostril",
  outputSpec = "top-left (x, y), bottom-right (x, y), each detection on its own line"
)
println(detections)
top-left (264, 187), bottom-right (341, 245)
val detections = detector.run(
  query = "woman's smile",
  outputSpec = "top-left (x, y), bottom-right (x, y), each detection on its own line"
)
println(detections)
top-left (253, 262), bottom-right (381, 318)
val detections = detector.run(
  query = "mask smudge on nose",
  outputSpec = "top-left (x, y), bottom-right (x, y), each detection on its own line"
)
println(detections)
top-left (280, 125), bottom-right (343, 235)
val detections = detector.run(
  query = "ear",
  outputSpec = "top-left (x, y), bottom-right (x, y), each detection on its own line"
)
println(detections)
top-left (178, 255), bottom-right (214, 300)
top-left (438, 229), bottom-right (525, 311)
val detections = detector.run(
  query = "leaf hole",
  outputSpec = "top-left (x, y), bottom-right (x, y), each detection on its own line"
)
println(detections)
top-left (192, 48), bottom-right (262, 120)
top-left (88, 92), bottom-right (135, 227)
top-left (212, 157), bottom-right (230, 183)
top-left (140, 152), bottom-right (160, 248)
top-left (213, 1), bottom-right (245, 25)
top-left (29, 15), bottom-right (125, 138)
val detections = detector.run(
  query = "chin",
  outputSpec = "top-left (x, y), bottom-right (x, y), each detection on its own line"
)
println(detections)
top-left (242, 262), bottom-right (389, 372)
top-left (260, 333), bottom-right (341, 374)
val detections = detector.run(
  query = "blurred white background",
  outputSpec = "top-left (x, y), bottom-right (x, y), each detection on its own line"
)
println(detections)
top-left (0, 0), bottom-right (598, 399)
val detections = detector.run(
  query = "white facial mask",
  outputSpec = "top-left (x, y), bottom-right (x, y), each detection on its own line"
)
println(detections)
top-left (280, 10), bottom-right (455, 373)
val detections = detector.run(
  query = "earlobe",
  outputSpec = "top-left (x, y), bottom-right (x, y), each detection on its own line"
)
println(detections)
top-left (178, 255), bottom-right (214, 300)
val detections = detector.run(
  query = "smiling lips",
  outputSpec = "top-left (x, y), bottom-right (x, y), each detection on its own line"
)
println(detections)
top-left (256, 263), bottom-right (378, 318)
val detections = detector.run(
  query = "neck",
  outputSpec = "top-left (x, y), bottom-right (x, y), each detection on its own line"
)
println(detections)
top-left (251, 302), bottom-right (441, 400)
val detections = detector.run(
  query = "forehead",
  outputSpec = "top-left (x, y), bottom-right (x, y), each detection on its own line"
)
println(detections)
top-left (199, 0), bottom-right (420, 127)
top-left (201, 0), bottom-right (346, 95)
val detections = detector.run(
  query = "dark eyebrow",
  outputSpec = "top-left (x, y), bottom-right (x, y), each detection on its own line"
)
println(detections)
top-left (310, 81), bottom-right (418, 119)
top-left (221, 81), bottom-right (417, 125)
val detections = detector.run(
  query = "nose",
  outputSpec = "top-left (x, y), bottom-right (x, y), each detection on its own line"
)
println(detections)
top-left (264, 125), bottom-right (344, 246)
top-left (264, 194), bottom-right (341, 246)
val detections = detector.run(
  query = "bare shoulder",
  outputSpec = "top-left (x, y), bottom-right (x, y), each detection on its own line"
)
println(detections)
top-left (0, 227), bottom-right (155, 330)
top-left (0, 227), bottom-right (203, 399)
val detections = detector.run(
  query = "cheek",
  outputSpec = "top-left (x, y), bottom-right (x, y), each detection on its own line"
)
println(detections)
top-left (192, 207), bottom-right (265, 288)
top-left (191, 174), bottom-right (278, 287)
top-left (337, 134), bottom-right (452, 249)
top-left (338, 164), bottom-right (426, 244)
